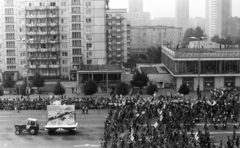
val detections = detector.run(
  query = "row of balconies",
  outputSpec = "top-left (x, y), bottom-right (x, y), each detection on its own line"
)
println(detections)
top-left (28, 56), bottom-right (59, 60)
top-left (108, 42), bottom-right (123, 45)
top-left (24, 14), bottom-right (58, 18)
top-left (26, 23), bottom-right (58, 27)
top-left (26, 31), bottom-right (58, 35)
top-left (27, 48), bottom-right (59, 52)
top-left (108, 35), bottom-right (123, 38)
top-left (107, 22), bottom-right (123, 26)
top-left (28, 64), bottom-right (60, 69)
top-left (106, 16), bottom-right (123, 20)
top-left (108, 48), bottom-right (123, 51)
top-left (108, 29), bottom-right (124, 33)
top-left (26, 39), bottom-right (59, 44)
top-left (25, 6), bottom-right (58, 10)
top-left (108, 54), bottom-right (123, 58)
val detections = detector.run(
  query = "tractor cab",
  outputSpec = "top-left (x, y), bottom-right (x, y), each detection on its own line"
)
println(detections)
top-left (14, 118), bottom-right (39, 135)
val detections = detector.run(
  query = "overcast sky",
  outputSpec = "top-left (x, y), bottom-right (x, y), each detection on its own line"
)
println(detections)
top-left (109, 0), bottom-right (240, 19)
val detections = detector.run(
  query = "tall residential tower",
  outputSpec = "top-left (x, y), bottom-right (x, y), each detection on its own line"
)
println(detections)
top-left (129, 0), bottom-right (143, 12)
top-left (205, 0), bottom-right (232, 38)
top-left (175, 0), bottom-right (189, 32)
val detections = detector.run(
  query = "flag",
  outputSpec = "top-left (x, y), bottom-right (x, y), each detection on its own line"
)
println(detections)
top-left (153, 91), bottom-right (157, 97)
top-left (128, 88), bottom-right (133, 96)
top-left (154, 122), bottom-right (158, 128)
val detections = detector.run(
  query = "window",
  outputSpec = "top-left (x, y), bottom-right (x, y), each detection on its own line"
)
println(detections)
top-left (72, 32), bottom-right (81, 38)
top-left (62, 60), bottom-right (68, 64)
top-left (5, 17), bottom-right (14, 23)
top-left (7, 50), bottom-right (15, 56)
top-left (62, 68), bottom-right (68, 73)
top-left (50, 2), bottom-right (56, 6)
top-left (72, 15), bottom-right (81, 22)
top-left (72, 7), bottom-right (81, 14)
top-left (86, 35), bottom-right (92, 41)
top-left (61, 19), bottom-right (64, 23)
top-left (87, 60), bottom-right (92, 64)
top-left (62, 52), bottom-right (68, 56)
top-left (21, 60), bottom-right (26, 65)
top-left (72, 24), bottom-right (81, 30)
top-left (73, 57), bottom-right (81, 63)
top-left (61, 2), bottom-right (66, 6)
top-left (86, 26), bottom-right (92, 32)
top-left (116, 14), bottom-right (121, 18)
top-left (72, 0), bottom-right (81, 5)
top-left (20, 52), bottom-right (26, 57)
top-left (6, 41), bottom-right (15, 48)
top-left (86, 18), bottom-right (91, 23)
top-left (5, 8), bottom-right (14, 15)
top-left (72, 40), bottom-right (81, 47)
top-left (86, 2), bottom-right (91, 6)
top-left (86, 9), bottom-right (91, 15)
top-left (86, 43), bottom-right (92, 48)
top-left (61, 43), bottom-right (68, 49)
top-left (62, 35), bottom-right (67, 40)
top-left (6, 25), bottom-right (14, 31)
top-left (7, 58), bottom-right (15, 64)
top-left (7, 66), bottom-right (16, 69)
top-left (6, 33), bottom-right (14, 40)
top-left (5, 0), bottom-right (13, 6)
top-left (72, 48), bottom-right (81, 55)
top-left (87, 51), bottom-right (92, 56)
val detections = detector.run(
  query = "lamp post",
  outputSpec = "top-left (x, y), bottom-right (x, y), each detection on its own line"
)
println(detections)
top-left (190, 36), bottom-right (208, 99)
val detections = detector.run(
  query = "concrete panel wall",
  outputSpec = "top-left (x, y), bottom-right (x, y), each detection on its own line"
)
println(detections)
top-left (176, 77), bottom-right (183, 90)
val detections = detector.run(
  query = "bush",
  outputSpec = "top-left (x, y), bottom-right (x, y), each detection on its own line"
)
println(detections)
top-left (53, 81), bottom-right (66, 96)
top-left (146, 82), bottom-right (158, 95)
top-left (116, 82), bottom-right (129, 96)
top-left (178, 83), bottom-right (190, 96)
top-left (82, 79), bottom-right (98, 96)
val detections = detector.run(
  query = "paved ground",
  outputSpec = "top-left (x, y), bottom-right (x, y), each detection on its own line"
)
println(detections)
top-left (0, 109), bottom-right (240, 148)
top-left (0, 109), bottom-right (108, 148)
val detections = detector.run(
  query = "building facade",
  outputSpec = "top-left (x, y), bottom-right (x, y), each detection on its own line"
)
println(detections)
top-left (175, 0), bottom-right (189, 32)
top-left (129, 0), bottom-right (143, 13)
top-left (205, 0), bottom-right (232, 38)
top-left (0, 0), bottom-right (108, 81)
top-left (106, 9), bottom-right (127, 64)
top-left (126, 12), bottom-right (151, 26)
top-left (161, 45), bottom-right (240, 91)
top-left (130, 26), bottom-right (183, 54)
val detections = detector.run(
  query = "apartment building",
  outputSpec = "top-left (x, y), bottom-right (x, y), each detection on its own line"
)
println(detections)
top-left (175, 0), bottom-right (189, 32)
top-left (130, 26), bottom-right (183, 54)
top-left (106, 9), bottom-right (127, 64)
top-left (0, 0), bottom-right (107, 81)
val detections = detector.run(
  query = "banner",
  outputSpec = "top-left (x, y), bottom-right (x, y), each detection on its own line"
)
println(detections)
top-left (47, 105), bottom-right (75, 126)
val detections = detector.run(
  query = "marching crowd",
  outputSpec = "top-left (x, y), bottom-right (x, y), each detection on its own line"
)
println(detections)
top-left (101, 87), bottom-right (240, 148)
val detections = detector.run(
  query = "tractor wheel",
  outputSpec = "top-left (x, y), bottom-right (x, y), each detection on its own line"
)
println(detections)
top-left (69, 130), bottom-right (75, 134)
top-left (15, 130), bottom-right (20, 135)
top-left (29, 128), bottom-right (36, 135)
top-left (48, 130), bottom-right (55, 135)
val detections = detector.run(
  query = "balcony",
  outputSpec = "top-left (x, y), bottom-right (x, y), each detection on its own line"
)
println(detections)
top-left (47, 6), bottom-right (58, 9)
top-left (48, 14), bottom-right (58, 18)
top-left (25, 6), bottom-right (35, 10)
top-left (26, 40), bottom-right (38, 43)
top-left (116, 42), bottom-right (122, 45)
top-left (36, 6), bottom-right (47, 10)
top-left (49, 31), bottom-right (59, 35)
top-left (26, 32), bottom-right (37, 35)
top-left (48, 40), bottom-right (59, 44)
top-left (39, 65), bottom-right (48, 68)
top-left (29, 65), bottom-right (37, 68)
top-left (49, 48), bottom-right (59, 52)
top-left (36, 23), bottom-right (47, 27)
top-left (26, 23), bottom-right (36, 27)
top-left (49, 23), bottom-right (58, 26)
top-left (37, 31), bottom-right (47, 35)
top-left (49, 64), bottom-right (60, 68)
top-left (36, 14), bottom-right (47, 18)
top-left (26, 15), bottom-right (36, 18)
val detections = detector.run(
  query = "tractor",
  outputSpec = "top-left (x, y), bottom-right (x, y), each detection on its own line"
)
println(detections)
top-left (14, 118), bottom-right (39, 135)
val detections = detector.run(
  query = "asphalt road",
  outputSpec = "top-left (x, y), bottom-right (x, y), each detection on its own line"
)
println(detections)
top-left (1, 109), bottom-right (240, 148)
top-left (0, 109), bottom-right (108, 148)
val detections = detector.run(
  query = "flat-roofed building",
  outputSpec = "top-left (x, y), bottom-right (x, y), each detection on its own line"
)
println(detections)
top-left (161, 45), bottom-right (240, 91)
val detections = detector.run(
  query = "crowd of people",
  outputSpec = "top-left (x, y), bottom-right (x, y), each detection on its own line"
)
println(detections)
top-left (101, 87), bottom-right (240, 148)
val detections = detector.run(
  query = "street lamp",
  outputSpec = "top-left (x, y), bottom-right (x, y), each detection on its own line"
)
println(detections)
top-left (190, 36), bottom-right (208, 99)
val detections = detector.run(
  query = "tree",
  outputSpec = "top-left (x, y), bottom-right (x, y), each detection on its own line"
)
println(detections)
top-left (130, 70), bottom-right (149, 90)
top-left (194, 26), bottom-right (204, 38)
top-left (183, 28), bottom-right (195, 46)
top-left (211, 35), bottom-right (220, 43)
top-left (116, 82), bottom-right (129, 96)
top-left (31, 72), bottom-right (45, 91)
top-left (178, 83), bottom-right (190, 97)
top-left (53, 81), bottom-right (66, 96)
top-left (146, 46), bottom-right (162, 63)
top-left (2, 74), bottom-right (16, 92)
top-left (82, 79), bottom-right (98, 96)
top-left (20, 79), bottom-right (28, 96)
top-left (146, 82), bottom-right (158, 95)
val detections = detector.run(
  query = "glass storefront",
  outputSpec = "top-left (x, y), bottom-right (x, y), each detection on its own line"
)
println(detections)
top-left (204, 77), bottom-right (214, 90)
top-left (224, 77), bottom-right (235, 87)
top-left (183, 77), bottom-right (194, 91)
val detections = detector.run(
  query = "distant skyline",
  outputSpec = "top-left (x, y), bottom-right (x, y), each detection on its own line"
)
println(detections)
top-left (109, 0), bottom-right (240, 19)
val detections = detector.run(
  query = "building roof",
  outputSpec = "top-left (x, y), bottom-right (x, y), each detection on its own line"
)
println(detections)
top-left (162, 45), bottom-right (240, 59)
top-left (78, 65), bottom-right (122, 73)
top-left (137, 64), bottom-right (169, 74)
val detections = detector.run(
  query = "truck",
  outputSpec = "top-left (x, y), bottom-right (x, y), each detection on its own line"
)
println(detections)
top-left (45, 105), bottom-right (78, 135)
